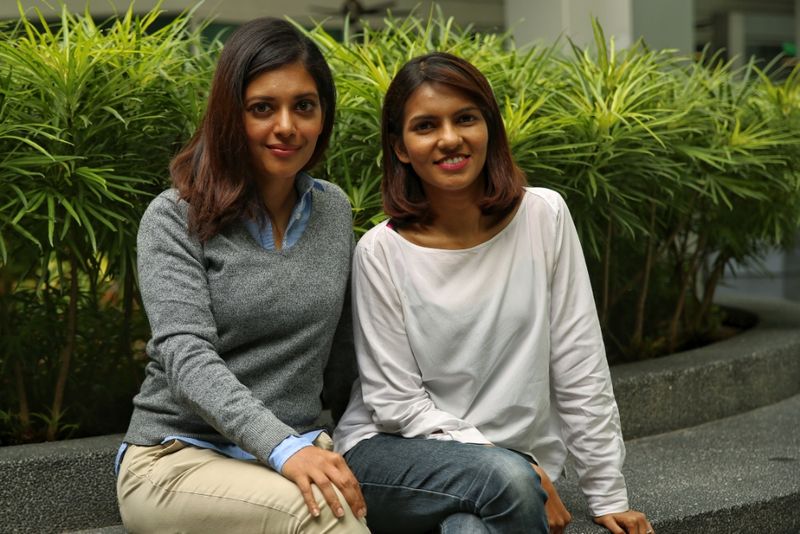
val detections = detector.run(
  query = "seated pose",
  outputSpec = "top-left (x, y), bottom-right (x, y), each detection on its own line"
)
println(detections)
top-left (116, 18), bottom-right (368, 533)
top-left (334, 52), bottom-right (653, 534)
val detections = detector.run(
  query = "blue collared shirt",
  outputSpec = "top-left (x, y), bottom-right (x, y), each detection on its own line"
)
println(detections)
top-left (116, 173), bottom-right (328, 475)
top-left (242, 172), bottom-right (324, 251)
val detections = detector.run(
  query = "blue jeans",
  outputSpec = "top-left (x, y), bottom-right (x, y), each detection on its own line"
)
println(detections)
top-left (344, 433), bottom-right (548, 534)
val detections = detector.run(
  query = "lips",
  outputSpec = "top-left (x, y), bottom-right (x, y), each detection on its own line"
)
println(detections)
top-left (435, 154), bottom-right (470, 171)
top-left (267, 144), bottom-right (301, 157)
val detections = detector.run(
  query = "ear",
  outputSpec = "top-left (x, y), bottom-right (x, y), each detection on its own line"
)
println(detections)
top-left (393, 138), bottom-right (410, 164)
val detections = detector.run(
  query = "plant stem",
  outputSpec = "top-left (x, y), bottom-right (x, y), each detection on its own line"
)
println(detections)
top-left (13, 361), bottom-right (31, 440)
top-left (696, 253), bottom-right (728, 331)
top-left (668, 232), bottom-right (707, 353)
top-left (1, 273), bottom-right (31, 438)
top-left (48, 252), bottom-right (79, 441)
top-left (632, 203), bottom-right (657, 346)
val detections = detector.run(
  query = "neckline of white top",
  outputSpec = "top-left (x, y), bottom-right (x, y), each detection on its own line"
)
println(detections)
top-left (384, 191), bottom-right (529, 254)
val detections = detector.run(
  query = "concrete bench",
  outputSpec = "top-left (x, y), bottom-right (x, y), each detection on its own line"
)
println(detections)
top-left (2, 296), bottom-right (799, 533)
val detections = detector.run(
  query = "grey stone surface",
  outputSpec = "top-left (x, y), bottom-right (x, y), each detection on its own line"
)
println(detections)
top-left (4, 297), bottom-right (800, 533)
top-left (558, 394), bottom-right (800, 534)
top-left (611, 296), bottom-right (800, 439)
top-left (0, 434), bottom-right (123, 534)
top-left (66, 528), bottom-right (126, 534)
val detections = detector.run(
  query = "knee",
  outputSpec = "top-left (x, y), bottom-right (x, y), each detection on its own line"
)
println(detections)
top-left (481, 451), bottom-right (547, 510)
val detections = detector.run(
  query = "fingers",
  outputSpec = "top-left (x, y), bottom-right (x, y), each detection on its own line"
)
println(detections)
top-left (620, 510), bottom-right (652, 534)
top-left (593, 515), bottom-right (625, 534)
top-left (545, 500), bottom-right (571, 534)
top-left (282, 446), bottom-right (367, 520)
top-left (326, 458), bottom-right (367, 519)
top-left (310, 472), bottom-right (346, 518)
top-left (532, 463), bottom-right (571, 534)
top-left (312, 454), bottom-right (367, 519)
top-left (593, 510), bottom-right (653, 534)
top-left (293, 476), bottom-right (322, 518)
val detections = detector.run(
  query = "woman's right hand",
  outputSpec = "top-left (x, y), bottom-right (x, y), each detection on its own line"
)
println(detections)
top-left (282, 446), bottom-right (367, 521)
top-left (531, 463), bottom-right (572, 534)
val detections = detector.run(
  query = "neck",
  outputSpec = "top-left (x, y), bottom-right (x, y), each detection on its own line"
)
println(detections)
top-left (259, 176), bottom-right (298, 250)
top-left (427, 187), bottom-right (487, 238)
top-left (400, 182), bottom-right (505, 250)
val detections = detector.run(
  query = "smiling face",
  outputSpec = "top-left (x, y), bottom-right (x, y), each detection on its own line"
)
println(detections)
top-left (394, 82), bottom-right (489, 200)
top-left (243, 62), bottom-right (324, 186)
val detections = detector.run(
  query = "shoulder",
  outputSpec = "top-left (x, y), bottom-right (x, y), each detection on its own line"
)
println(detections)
top-left (522, 187), bottom-right (568, 218)
top-left (138, 188), bottom-right (195, 246)
top-left (354, 220), bottom-right (392, 257)
top-left (313, 178), bottom-right (351, 212)
top-left (141, 188), bottom-right (188, 223)
top-left (352, 220), bottom-right (394, 280)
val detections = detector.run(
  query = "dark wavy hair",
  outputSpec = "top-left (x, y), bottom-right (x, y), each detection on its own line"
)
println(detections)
top-left (381, 52), bottom-right (525, 226)
top-left (170, 18), bottom-right (336, 242)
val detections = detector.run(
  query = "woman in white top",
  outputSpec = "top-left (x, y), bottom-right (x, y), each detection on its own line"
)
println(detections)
top-left (335, 52), bottom-right (653, 534)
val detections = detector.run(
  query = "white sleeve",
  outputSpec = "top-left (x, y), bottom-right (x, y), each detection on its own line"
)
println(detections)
top-left (547, 194), bottom-right (629, 516)
top-left (352, 239), bottom-right (491, 444)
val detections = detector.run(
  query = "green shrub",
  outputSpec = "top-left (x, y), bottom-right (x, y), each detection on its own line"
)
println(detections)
top-left (303, 10), bottom-right (800, 362)
top-left (2, 5), bottom-right (799, 443)
top-left (0, 3), bottom-right (217, 443)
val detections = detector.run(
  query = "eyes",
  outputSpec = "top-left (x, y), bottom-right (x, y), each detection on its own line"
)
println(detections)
top-left (246, 98), bottom-right (319, 118)
top-left (409, 112), bottom-right (482, 133)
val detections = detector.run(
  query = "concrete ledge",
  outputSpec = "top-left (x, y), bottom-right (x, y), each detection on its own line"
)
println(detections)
top-left (2, 297), bottom-right (799, 532)
top-left (0, 434), bottom-right (123, 533)
top-left (557, 394), bottom-right (800, 534)
top-left (611, 296), bottom-right (800, 439)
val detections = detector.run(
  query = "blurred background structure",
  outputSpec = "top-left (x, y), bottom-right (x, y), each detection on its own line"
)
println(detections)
top-left (3, 0), bottom-right (799, 301)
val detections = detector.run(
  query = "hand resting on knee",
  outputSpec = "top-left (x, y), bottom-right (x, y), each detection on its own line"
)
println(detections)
top-left (282, 446), bottom-right (367, 521)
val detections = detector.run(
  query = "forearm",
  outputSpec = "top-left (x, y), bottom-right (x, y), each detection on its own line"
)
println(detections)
top-left (156, 334), bottom-right (298, 463)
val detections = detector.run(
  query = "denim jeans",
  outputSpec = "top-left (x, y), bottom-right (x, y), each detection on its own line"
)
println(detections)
top-left (344, 433), bottom-right (548, 534)
top-left (440, 513), bottom-right (491, 533)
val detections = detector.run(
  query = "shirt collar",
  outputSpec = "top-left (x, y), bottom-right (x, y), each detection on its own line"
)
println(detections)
top-left (296, 172), bottom-right (324, 197)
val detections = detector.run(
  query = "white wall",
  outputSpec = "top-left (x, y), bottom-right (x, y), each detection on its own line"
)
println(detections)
top-left (505, 0), bottom-right (633, 50)
top-left (632, 0), bottom-right (694, 55)
top-left (505, 0), bottom-right (695, 54)
top-left (5, 1), bottom-right (505, 31)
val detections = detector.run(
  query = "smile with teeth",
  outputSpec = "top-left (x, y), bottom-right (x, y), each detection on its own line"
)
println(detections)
top-left (435, 154), bottom-right (470, 170)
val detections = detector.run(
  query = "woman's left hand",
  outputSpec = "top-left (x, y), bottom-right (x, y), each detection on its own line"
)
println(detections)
top-left (530, 464), bottom-right (571, 534)
top-left (593, 510), bottom-right (653, 534)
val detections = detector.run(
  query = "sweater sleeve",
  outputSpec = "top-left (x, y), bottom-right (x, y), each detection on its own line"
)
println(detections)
top-left (546, 193), bottom-right (629, 516)
top-left (352, 237), bottom-right (491, 444)
top-left (137, 193), bottom-right (297, 464)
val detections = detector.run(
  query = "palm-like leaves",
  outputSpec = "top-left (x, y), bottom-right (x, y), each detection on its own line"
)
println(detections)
top-left (0, 2), bottom-right (216, 441)
top-left (303, 11), bottom-right (800, 360)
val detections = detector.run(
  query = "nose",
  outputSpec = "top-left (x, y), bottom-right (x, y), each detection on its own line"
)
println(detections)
top-left (437, 122), bottom-right (462, 151)
top-left (274, 108), bottom-right (295, 137)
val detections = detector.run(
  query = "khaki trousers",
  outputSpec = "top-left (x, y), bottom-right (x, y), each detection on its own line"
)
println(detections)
top-left (117, 434), bottom-right (370, 534)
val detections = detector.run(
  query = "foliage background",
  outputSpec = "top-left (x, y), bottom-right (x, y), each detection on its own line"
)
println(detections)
top-left (0, 4), bottom-right (218, 443)
top-left (1, 5), bottom-right (799, 444)
top-left (309, 12), bottom-right (800, 359)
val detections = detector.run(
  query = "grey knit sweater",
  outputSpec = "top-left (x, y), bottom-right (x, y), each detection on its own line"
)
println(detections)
top-left (123, 181), bottom-right (356, 465)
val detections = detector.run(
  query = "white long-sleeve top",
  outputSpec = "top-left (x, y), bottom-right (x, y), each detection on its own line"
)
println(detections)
top-left (334, 187), bottom-right (629, 516)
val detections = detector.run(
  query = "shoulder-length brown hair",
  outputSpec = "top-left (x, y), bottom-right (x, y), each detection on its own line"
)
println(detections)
top-left (170, 18), bottom-right (336, 242)
top-left (382, 52), bottom-right (525, 226)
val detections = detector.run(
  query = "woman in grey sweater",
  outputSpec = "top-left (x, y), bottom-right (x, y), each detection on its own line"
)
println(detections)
top-left (116, 18), bottom-right (368, 533)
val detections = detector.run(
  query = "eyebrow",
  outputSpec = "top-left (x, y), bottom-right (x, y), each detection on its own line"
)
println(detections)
top-left (244, 92), bottom-right (320, 105)
top-left (407, 106), bottom-right (481, 122)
